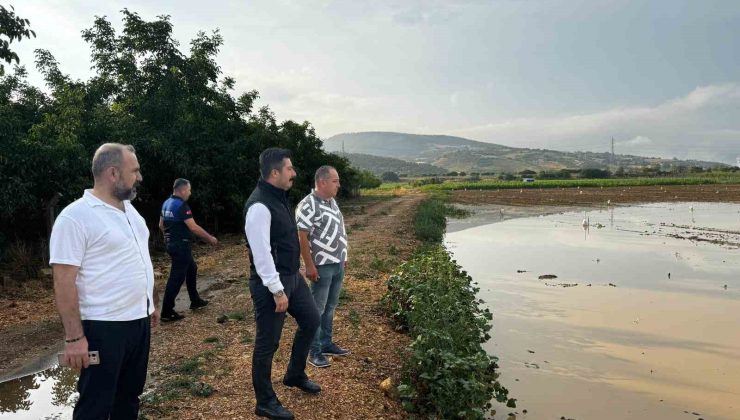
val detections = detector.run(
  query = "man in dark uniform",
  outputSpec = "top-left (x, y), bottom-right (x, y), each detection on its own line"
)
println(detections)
top-left (244, 148), bottom-right (321, 420)
top-left (159, 178), bottom-right (218, 322)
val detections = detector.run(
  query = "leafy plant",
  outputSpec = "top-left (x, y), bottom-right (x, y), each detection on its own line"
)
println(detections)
top-left (383, 245), bottom-right (513, 418)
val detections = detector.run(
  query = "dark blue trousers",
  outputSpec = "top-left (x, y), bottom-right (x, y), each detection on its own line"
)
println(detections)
top-left (73, 317), bottom-right (150, 420)
top-left (162, 242), bottom-right (200, 314)
top-left (249, 273), bottom-right (320, 404)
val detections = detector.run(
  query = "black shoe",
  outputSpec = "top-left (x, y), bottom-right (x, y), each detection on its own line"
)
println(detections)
top-left (255, 400), bottom-right (294, 420)
top-left (190, 299), bottom-right (209, 310)
top-left (307, 353), bottom-right (331, 368)
top-left (322, 343), bottom-right (350, 356)
top-left (282, 377), bottom-right (321, 394)
top-left (160, 311), bottom-right (185, 322)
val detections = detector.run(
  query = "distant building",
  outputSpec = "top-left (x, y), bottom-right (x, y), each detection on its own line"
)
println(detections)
top-left (522, 177), bottom-right (535, 183)
top-left (736, 157), bottom-right (740, 168)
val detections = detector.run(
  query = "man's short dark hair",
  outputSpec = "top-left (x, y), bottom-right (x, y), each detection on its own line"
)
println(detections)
top-left (173, 178), bottom-right (190, 191)
top-left (259, 148), bottom-right (292, 180)
top-left (314, 165), bottom-right (336, 183)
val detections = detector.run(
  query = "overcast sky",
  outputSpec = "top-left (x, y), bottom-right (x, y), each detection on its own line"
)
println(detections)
top-left (11, 0), bottom-right (740, 164)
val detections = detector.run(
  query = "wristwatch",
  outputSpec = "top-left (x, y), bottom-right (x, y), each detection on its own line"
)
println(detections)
top-left (273, 290), bottom-right (285, 298)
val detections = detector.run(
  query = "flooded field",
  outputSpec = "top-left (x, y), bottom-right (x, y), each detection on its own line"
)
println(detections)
top-left (446, 202), bottom-right (740, 420)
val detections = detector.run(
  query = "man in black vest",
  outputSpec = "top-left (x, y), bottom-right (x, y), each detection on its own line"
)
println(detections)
top-left (244, 148), bottom-right (321, 420)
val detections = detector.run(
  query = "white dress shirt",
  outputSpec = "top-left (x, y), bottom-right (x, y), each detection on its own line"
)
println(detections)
top-left (49, 190), bottom-right (155, 321)
top-left (245, 203), bottom-right (284, 294)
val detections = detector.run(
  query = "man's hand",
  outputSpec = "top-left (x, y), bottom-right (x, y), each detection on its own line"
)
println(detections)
top-left (343, 260), bottom-right (349, 270)
top-left (64, 336), bottom-right (90, 370)
top-left (274, 291), bottom-right (288, 313)
top-left (305, 264), bottom-right (319, 282)
top-left (151, 307), bottom-right (160, 330)
top-left (208, 235), bottom-right (219, 246)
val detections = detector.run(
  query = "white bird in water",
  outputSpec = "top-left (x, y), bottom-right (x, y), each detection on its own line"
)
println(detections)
top-left (582, 212), bottom-right (590, 228)
top-left (689, 206), bottom-right (694, 212)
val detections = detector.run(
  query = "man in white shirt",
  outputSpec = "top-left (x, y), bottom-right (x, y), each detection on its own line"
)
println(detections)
top-left (244, 148), bottom-right (321, 420)
top-left (50, 143), bottom-right (158, 419)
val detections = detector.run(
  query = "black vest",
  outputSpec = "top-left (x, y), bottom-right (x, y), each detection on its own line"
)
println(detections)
top-left (243, 180), bottom-right (301, 277)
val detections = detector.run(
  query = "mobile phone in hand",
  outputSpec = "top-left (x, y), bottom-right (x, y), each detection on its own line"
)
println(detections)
top-left (57, 350), bottom-right (100, 367)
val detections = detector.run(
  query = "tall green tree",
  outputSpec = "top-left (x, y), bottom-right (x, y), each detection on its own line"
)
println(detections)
top-left (0, 10), bottom-right (360, 255)
top-left (0, 5), bottom-right (35, 75)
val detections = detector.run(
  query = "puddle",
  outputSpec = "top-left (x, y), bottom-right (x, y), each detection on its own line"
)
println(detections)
top-left (446, 202), bottom-right (740, 420)
top-left (0, 353), bottom-right (77, 419)
top-left (0, 267), bottom-right (227, 418)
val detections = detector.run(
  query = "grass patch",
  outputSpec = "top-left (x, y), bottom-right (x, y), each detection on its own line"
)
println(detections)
top-left (189, 382), bottom-right (215, 397)
top-left (338, 288), bottom-right (352, 304)
top-left (172, 359), bottom-right (202, 375)
top-left (158, 377), bottom-right (214, 398)
top-left (163, 377), bottom-right (194, 391)
top-left (348, 308), bottom-right (361, 329)
top-left (141, 389), bottom-right (180, 405)
top-left (225, 311), bottom-right (246, 321)
top-left (142, 349), bottom-right (219, 414)
top-left (369, 255), bottom-right (390, 272)
top-left (203, 336), bottom-right (220, 344)
top-left (240, 334), bottom-right (253, 344)
top-left (420, 174), bottom-right (740, 192)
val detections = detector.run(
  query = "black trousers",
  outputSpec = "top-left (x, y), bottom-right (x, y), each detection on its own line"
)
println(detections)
top-left (162, 242), bottom-right (200, 314)
top-left (249, 273), bottom-right (320, 404)
top-left (73, 317), bottom-right (151, 420)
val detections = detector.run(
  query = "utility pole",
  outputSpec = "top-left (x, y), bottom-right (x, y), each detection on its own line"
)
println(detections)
top-left (611, 137), bottom-right (615, 166)
top-left (342, 140), bottom-right (345, 157)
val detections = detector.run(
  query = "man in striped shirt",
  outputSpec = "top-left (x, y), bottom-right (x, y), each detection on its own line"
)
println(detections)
top-left (296, 165), bottom-right (350, 368)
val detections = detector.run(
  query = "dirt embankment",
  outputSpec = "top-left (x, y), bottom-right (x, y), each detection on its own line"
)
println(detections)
top-left (452, 183), bottom-right (740, 206)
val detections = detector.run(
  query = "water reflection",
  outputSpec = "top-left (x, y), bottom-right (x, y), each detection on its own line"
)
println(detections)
top-left (0, 365), bottom-right (77, 419)
top-left (446, 202), bottom-right (740, 420)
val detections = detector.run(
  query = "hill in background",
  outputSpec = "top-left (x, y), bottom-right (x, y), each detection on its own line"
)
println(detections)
top-left (325, 132), bottom-right (727, 173)
top-left (340, 153), bottom-right (446, 176)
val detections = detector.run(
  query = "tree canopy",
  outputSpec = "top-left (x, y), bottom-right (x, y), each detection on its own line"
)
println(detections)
top-left (0, 10), bottom-right (359, 251)
top-left (0, 5), bottom-right (36, 76)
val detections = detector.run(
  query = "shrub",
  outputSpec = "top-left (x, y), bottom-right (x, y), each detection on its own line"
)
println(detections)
top-left (413, 199), bottom-right (470, 242)
top-left (413, 200), bottom-right (447, 242)
top-left (410, 177), bottom-right (443, 187)
top-left (381, 171), bottom-right (401, 182)
top-left (383, 246), bottom-right (513, 418)
top-left (358, 170), bottom-right (382, 188)
top-left (6, 241), bottom-right (40, 280)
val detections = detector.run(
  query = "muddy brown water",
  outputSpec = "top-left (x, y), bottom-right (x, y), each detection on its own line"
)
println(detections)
top-left (446, 202), bottom-right (740, 419)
